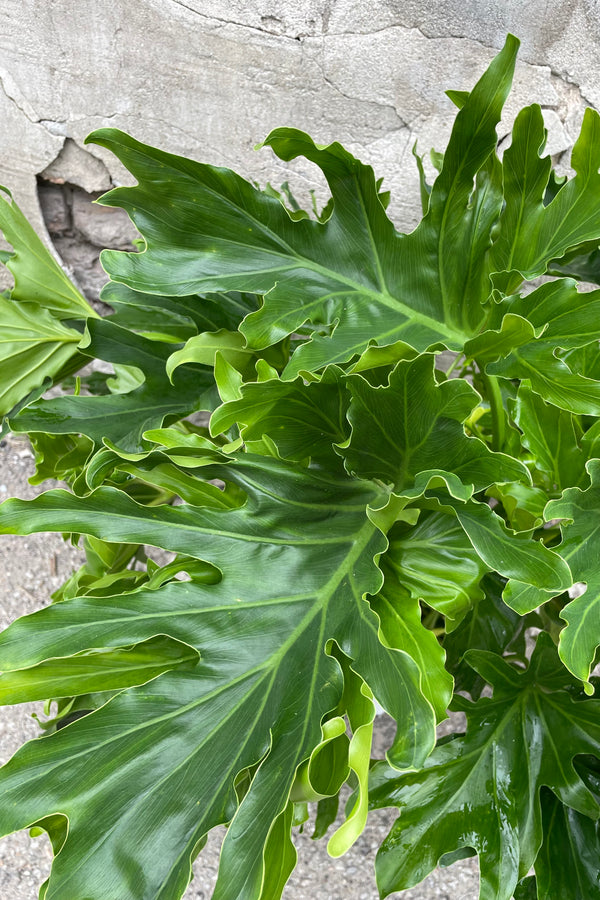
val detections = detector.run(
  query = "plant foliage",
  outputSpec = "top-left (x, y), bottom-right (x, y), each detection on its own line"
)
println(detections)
top-left (1, 34), bottom-right (600, 899)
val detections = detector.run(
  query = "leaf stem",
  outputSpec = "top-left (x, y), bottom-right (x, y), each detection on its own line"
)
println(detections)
top-left (479, 369), bottom-right (505, 452)
top-left (445, 353), bottom-right (464, 377)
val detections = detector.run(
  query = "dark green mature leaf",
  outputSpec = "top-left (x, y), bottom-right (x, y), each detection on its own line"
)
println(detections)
top-left (28, 431), bottom-right (94, 486)
top-left (102, 281), bottom-right (260, 342)
top-left (86, 36), bottom-right (518, 375)
top-left (0, 455), bottom-right (437, 899)
top-left (443, 572), bottom-right (527, 698)
top-left (341, 354), bottom-right (529, 491)
top-left (545, 459), bottom-right (600, 689)
top-left (513, 876), bottom-right (538, 900)
top-left (369, 635), bottom-right (600, 900)
top-left (210, 365), bottom-right (349, 463)
top-left (7, 317), bottom-right (215, 452)
top-left (533, 780), bottom-right (600, 900)
top-left (0, 298), bottom-right (82, 415)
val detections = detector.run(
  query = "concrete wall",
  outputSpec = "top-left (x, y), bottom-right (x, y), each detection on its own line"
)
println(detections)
top-left (2, 1), bottom-right (600, 297)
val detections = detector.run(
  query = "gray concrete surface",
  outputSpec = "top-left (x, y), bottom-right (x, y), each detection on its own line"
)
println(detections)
top-left (0, 434), bottom-right (479, 898)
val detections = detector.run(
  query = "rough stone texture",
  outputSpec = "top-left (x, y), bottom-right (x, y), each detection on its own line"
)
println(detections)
top-left (2, 3), bottom-right (600, 897)
top-left (1, 1), bottom-right (600, 296)
top-left (37, 180), bottom-right (137, 302)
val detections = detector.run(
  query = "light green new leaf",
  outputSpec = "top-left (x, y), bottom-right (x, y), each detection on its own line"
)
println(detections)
top-left (0, 455), bottom-right (436, 900)
top-left (0, 186), bottom-right (94, 319)
top-left (167, 329), bottom-right (253, 376)
top-left (463, 313), bottom-right (539, 364)
top-left (369, 635), bottom-right (600, 900)
top-left (257, 802), bottom-right (297, 900)
top-left (7, 317), bottom-right (215, 452)
top-left (86, 37), bottom-right (518, 374)
top-left (341, 354), bottom-right (529, 491)
top-left (0, 298), bottom-right (81, 416)
top-left (545, 459), bottom-right (600, 689)
top-left (327, 660), bottom-right (375, 857)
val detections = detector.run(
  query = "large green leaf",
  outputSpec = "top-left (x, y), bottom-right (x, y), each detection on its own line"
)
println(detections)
top-left (0, 455), bottom-right (437, 899)
top-left (545, 459), bottom-right (600, 689)
top-left (482, 280), bottom-right (600, 414)
top-left (0, 297), bottom-right (82, 416)
top-left (369, 635), bottom-right (600, 900)
top-left (7, 317), bottom-right (215, 452)
top-left (490, 104), bottom-right (600, 290)
top-left (85, 37), bottom-right (519, 374)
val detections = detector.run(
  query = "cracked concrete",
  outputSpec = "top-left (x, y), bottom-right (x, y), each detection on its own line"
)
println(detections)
top-left (0, 0), bottom-right (598, 259)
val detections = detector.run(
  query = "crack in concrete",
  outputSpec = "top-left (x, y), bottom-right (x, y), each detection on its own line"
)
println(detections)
top-left (166, 0), bottom-right (306, 41)
top-left (317, 34), bottom-right (409, 132)
top-left (0, 70), bottom-right (113, 145)
top-left (322, 68), bottom-right (409, 129)
top-left (0, 70), bottom-right (40, 126)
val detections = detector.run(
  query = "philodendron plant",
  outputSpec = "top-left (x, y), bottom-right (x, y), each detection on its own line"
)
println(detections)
top-left (1, 32), bottom-right (600, 900)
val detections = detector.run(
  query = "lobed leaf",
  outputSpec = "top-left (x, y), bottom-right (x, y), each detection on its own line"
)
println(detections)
top-left (7, 317), bottom-right (215, 453)
top-left (0, 455), bottom-right (438, 898)
top-left (86, 36), bottom-right (519, 374)
top-left (545, 459), bottom-right (600, 689)
top-left (0, 298), bottom-right (82, 416)
top-left (369, 635), bottom-right (600, 900)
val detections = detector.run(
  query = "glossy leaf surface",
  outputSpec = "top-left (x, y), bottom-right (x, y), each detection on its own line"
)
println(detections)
top-left (1, 33), bottom-right (600, 900)
top-left (546, 459), bottom-right (600, 688)
top-left (369, 637), bottom-right (600, 900)
top-left (87, 37), bottom-right (519, 374)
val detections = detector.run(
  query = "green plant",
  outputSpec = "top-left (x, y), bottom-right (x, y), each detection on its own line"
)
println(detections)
top-left (1, 32), bottom-right (600, 900)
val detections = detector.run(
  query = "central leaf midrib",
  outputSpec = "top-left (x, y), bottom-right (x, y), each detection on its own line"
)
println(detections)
top-left (124, 222), bottom-right (467, 347)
